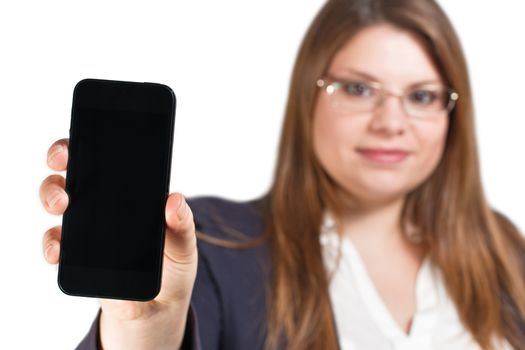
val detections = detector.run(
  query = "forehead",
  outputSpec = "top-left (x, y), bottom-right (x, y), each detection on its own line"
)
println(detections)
top-left (328, 24), bottom-right (443, 85)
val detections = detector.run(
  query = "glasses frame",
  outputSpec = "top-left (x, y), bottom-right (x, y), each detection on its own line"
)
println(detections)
top-left (316, 75), bottom-right (459, 119)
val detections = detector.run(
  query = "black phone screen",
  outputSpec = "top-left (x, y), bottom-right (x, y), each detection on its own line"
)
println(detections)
top-left (58, 79), bottom-right (175, 300)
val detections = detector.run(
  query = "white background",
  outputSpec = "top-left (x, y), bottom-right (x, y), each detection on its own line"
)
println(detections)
top-left (0, 1), bottom-right (523, 348)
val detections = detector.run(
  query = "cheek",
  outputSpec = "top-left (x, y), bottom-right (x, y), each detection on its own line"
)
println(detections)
top-left (312, 97), bottom-right (364, 176)
top-left (413, 119), bottom-right (449, 177)
top-left (313, 112), bottom-right (344, 158)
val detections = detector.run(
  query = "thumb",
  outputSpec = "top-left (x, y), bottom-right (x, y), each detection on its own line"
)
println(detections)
top-left (164, 193), bottom-right (197, 264)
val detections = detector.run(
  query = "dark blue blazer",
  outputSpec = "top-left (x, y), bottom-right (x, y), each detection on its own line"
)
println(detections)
top-left (76, 195), bottom-right (273, 350)
top-left (74, 195), bottom-right (525, 349)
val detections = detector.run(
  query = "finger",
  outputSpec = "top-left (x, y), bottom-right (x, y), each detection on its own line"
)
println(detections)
top-left (47, 138), bottom-right (69, 171)
top-left (39, 174), bottom-right (69, 215)
top-left (42, 226), bottom-right (62, 264)
top-left (164, 193), bottom-right (197, 264)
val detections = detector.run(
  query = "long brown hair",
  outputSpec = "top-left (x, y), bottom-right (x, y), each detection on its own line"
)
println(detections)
top-left (263, 0), bottom-right (525, 349)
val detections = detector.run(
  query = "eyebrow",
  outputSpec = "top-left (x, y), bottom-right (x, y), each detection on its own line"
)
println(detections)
top-left (338, 67), bottom-right (443, 88)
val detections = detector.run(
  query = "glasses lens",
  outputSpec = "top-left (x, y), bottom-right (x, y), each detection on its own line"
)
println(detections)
top-left (403, 87), bottom-right (451, 118)
top-left (330, 81), bottom-right (379, 113)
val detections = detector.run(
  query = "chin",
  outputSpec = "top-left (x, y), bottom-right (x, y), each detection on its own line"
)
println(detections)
top-left (339, 182), bottom-right (409, 206)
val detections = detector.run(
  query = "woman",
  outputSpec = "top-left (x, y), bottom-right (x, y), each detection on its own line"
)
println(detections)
top-left (40, 0), bottom-right (525, 349)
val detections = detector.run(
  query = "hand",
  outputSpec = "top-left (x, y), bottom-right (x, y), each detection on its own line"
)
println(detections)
top-left (40, 138), bottom-right (198, 349)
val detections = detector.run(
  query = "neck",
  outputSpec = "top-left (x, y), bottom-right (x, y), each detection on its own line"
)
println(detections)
top-left (336, 195), bottom-right (425, 260)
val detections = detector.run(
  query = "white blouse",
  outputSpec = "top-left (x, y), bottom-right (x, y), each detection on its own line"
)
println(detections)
top-left (320, 212), bottom-right (513, 350)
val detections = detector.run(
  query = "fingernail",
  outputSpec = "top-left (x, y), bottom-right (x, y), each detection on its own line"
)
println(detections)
top-left (47, 145), bottom-right (63, 163)
top-left (177, 196), bottom-right (188, 220)
top-left (48, 191), bottom-right (63, 208)
top-left (44, 244), bottom-right (53, 261)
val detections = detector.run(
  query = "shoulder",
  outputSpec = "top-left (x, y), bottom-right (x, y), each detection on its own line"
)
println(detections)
top-left (187, 195), bottom-right (268, 240)
top-left (186, 195), bottom-right (272, 347)
top-left (185, 194), bottom-right (271, 276)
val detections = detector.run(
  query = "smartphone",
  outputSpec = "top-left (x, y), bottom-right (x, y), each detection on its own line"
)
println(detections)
top-left (58, 78), bottom-right (176, 301)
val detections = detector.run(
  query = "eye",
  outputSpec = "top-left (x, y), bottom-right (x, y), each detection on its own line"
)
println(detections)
top-left (343, 82), bottom-right (374, 97)
top-left (408, 89), bottom-right (439, 105)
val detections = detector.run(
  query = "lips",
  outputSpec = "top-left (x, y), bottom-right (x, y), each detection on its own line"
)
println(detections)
top-left (356, 148), bottom-right (410, 164)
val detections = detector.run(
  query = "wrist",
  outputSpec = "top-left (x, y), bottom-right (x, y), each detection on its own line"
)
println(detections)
top-left (99, 300), bottom-right (190, 350)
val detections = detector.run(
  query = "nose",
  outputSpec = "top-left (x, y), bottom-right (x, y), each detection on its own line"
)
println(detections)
top-left (368, 95), bottom-right (409, 136)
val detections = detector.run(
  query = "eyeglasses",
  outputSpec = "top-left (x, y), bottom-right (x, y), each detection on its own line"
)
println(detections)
top-left (316, 75), bottom-right (459, 119)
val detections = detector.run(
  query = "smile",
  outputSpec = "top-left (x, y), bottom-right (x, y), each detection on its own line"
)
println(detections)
top-left (356, 148), bottom-right (410, 164)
